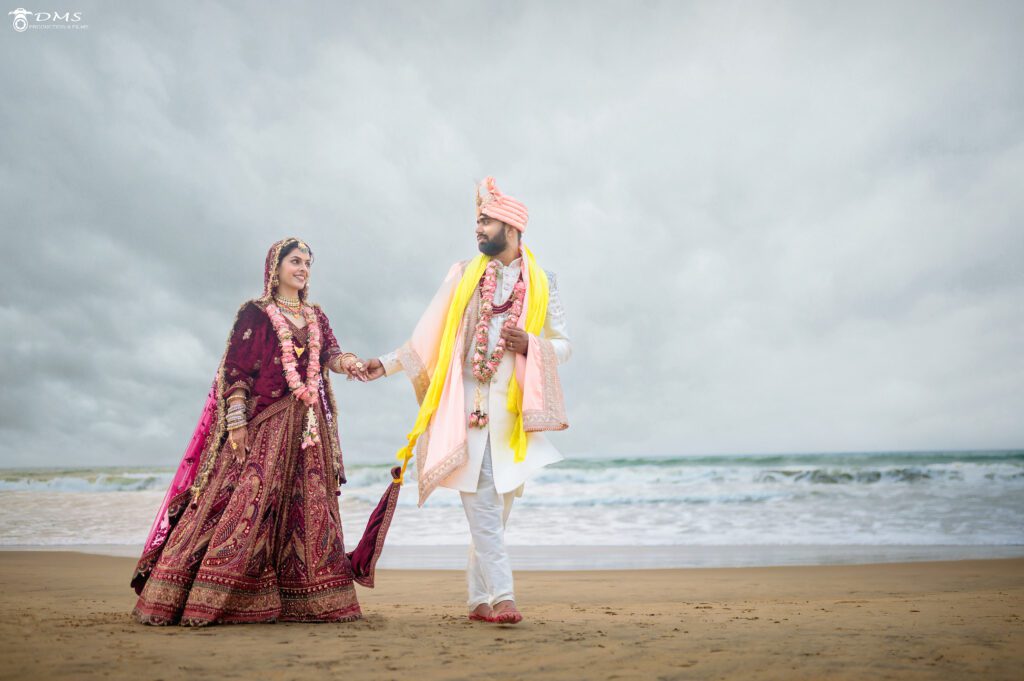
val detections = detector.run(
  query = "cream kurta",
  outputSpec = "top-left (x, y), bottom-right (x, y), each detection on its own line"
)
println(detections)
top-left (381, 257), bottom-right (571, 495)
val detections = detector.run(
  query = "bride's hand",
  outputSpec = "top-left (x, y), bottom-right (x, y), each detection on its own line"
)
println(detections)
top-left (228, 427), bottom-right (248, 462)
top-left (341, 355), bottom-right (370, 382)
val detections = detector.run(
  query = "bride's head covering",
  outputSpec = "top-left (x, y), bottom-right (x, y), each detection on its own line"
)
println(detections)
top-left (262, 237), bottom-right (314, 302)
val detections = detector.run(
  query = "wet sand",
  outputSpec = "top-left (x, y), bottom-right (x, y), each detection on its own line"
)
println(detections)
top-left (0, 552), bottom-right (1021, 680)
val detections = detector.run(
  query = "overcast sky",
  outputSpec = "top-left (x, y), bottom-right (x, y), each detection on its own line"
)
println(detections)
top-left (1, 1), bottom-right (1021, 467)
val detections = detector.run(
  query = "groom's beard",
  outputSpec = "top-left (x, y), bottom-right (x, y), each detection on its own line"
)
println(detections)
top-left (477, 230), bottom-right (508, 256)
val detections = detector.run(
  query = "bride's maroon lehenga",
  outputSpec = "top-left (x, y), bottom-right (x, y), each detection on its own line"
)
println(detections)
top-left (131, 238), bottom-right (396, 626)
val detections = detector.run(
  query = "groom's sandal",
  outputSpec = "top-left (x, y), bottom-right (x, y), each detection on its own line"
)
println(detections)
top-left (492, 603), bottom-right (523, 625)
top-left (468, 605), bottom-right (494, 622)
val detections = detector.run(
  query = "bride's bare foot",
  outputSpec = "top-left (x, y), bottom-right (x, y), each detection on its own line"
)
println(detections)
top-left (468, 603), bottom-right (494, 622)
top-left (491, 599), bottom-right (523, 624)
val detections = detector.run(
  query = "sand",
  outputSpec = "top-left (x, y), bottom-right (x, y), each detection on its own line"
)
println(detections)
top-left (0, 552), bottom-right (1021, 680)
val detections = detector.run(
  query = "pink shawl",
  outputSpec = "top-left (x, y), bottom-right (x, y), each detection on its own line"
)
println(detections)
top-left (397, 251), bottom-right (568, 506)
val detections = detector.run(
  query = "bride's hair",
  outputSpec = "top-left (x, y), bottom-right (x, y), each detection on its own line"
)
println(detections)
top-left (277, 239), bottom-right (315, 266)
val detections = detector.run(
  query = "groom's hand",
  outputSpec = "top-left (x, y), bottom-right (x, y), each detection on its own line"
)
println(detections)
top-left (365, 358), bottom-right (385, 380)
top-left (501, 328), bottom-right (530, 355)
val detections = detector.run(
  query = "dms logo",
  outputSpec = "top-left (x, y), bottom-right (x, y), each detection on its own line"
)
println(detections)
top-left (8, 8), bottom-right (84, 31)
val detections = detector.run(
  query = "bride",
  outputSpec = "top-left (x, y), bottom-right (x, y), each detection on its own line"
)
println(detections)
top-left (131, 237), bottom-right (378, 625)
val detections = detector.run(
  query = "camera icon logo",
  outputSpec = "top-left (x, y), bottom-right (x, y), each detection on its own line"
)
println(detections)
top-left (9, 8), bottom-right (31, 32)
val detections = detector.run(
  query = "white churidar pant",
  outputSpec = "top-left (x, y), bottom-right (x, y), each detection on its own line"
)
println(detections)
top-left (459, 437), bottom-right (517, 608)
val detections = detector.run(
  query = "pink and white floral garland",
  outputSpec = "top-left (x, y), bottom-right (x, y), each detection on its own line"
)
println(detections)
top-left (469, 260), bottom-right (526, 428)
top-left (265, 303), bottom-right (322, 449)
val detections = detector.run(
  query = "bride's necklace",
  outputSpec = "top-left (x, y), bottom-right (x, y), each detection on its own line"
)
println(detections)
top-left (275, 294), bottom-right (302, 311)
top-left (280, 306), bottom-right (305, 322)
top-left (274, 295), bottom-right (307, 354)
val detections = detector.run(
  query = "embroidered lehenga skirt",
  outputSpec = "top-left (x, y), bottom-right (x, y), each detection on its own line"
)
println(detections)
top-left (132, 396), bottom-right (361, 625)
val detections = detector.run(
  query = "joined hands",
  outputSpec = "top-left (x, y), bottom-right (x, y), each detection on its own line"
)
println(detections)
top-left (342, 356), bottom-right (385, 382)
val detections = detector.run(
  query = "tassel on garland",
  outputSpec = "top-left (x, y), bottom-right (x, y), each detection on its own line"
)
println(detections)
top-left (301, 406), bottom-right (321, 449)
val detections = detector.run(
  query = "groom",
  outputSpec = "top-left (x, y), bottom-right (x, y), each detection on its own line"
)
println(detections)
top-left (365, 177), bottom-right (571, 624)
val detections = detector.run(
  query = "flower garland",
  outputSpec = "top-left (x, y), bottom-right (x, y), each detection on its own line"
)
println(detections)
top-left (469, 260), bottom-right (526, 428)
top-left (265, 303), bottom-right (322, 449)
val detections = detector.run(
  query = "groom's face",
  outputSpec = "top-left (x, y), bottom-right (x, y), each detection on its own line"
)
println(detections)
top-left (476, 214), bottom-right (510, 256)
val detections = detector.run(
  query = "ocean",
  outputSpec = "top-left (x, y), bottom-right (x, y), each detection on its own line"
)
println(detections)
top-left (2, 450), bottom-right (1022, 569)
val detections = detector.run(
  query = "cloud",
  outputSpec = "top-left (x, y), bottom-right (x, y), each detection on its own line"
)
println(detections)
top-left (1, 0), bottom-right (1022, 467)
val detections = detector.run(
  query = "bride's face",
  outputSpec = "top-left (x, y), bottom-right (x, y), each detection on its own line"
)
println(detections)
top-left (276, 247), bottom-right (311, 294)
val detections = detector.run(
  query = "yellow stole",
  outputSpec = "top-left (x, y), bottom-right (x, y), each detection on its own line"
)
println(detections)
top-left (396, 245), bottom-right (549, 480)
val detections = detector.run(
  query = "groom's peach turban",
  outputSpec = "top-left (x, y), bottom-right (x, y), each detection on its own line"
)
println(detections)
top-left (476, 176), bottom-right (529, 232)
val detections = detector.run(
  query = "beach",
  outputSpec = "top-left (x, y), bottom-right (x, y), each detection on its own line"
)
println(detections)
top-left (2, 453), bottom-right (1021, 678)
top-left (1, 552), bottom-right (1021, 680)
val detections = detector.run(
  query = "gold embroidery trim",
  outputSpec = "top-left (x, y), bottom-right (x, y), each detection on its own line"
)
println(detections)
top-left (522, 336), bottom-right (569, 432)
top-left (396, 342), bottom-right (430, 405)
top-left (417, 439), bottom-right (469, 507)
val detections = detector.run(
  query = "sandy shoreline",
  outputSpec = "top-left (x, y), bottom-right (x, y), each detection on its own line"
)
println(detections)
top-left (1, 552), bottom-right (1021, 680)
top-left (6, 543), bottom-right (1024, 569)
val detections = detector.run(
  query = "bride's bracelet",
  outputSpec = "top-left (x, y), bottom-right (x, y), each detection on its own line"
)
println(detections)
top-left (225, 402), bottom-right (247, 431)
